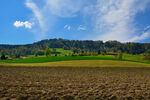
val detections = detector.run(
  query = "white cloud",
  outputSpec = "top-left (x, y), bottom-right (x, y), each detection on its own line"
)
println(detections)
top-left (129, 25), bottom-right (150, 42)
top-left (93, 0), bottom-right (150, 42)
top-left (25, 0), bottom-right (85, 40)
top-left (64, 25), bottom-right (71, 30)
top-left (129, 31), bottom-right (150, 42)
top-left (144, 25), bottom-right (150, 31)
top-left (78, 25), bottom-right (86, 31)
top-left (46, 0), bottom-right (84, 17)
top-left (24, 0), bottom-right (150, 42)
top-left (13, 21), bottom-right (33, 29)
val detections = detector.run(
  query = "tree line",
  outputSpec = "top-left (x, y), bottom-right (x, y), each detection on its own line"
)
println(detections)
top-left (0, 38), bottom-right (150, 58)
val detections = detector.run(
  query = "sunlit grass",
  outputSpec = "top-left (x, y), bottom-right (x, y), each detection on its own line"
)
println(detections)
top-left (0, 60), bottom-right (150, 67)
top-left (0, 53), bottom-right (150, 64)
top-left (0, 56), bottom-right (120, 63)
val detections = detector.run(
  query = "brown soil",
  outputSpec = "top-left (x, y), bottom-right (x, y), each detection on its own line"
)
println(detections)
top-left (0, 67), bottom-right (150, 100)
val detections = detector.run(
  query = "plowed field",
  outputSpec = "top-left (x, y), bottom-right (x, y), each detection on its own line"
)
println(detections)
top-left (0, 67), bottom-right (150, 100)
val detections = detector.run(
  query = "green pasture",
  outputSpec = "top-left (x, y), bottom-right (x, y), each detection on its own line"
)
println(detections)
top-left (0, 53), bottom-right (150, 64)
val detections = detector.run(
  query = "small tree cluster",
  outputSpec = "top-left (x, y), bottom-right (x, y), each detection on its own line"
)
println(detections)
top-left (117, 51), bottom-right (123, 59)
top-left (45, 46), bottom-right (52, 57)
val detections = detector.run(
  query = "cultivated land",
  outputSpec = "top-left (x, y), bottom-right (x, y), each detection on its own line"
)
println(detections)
top-left (1, 54), bottom-right (150, 100)
top-left (1, 67), bottom-right (150, 100)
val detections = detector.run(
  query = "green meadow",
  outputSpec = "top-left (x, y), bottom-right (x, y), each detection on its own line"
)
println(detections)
top-left (0, 53), bottom-right (149, 64)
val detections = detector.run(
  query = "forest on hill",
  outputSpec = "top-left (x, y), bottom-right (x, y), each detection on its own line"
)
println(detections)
top-left (0, 38), bottom-right (150, 57)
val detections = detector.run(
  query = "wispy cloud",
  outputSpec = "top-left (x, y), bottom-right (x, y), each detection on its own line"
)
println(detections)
top-left (93, 0), bottom-right (150, 42)
top-left (129, 31), bottom-right (150, 42)
top-left (13, 21), bottom-right (33, 29)
top-left (46, 0), bottom-right (84, 17)
top-left (26, 0), bottom-right (44, 30)
top-left (25, 0), bottom-right (85, 40)
top-left (24, 0), bottom-right (150, 42)
top-left (144, 25), bottom-right (150, 31)
top-left (78, 25), bottom-right (86, 31)
top-left (25, 0), bottom-right (48, 39)
top-left (129, 25), bottom-right (150, 42)
top-left (64, 25), bottom-right (71, 30)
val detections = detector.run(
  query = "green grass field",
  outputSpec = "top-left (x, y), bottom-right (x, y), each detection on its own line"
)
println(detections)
top-left (0, 56), bottom-right (118, 63)
top-left (0, 60), bottom-right (150, 67)
top-left (0, 53), bottom-right (150, 64)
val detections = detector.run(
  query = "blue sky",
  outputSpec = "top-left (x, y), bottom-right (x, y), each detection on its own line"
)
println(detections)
top-left (1, 0), bottom-right (150, 44)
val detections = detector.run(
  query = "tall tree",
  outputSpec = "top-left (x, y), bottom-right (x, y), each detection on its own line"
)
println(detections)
top-left (117, 51), bottom-right (123, 59)
top-left (45, 46), bottom-right (51, 57)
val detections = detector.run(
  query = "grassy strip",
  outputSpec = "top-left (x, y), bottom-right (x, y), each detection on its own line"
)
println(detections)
top-left (0, 60), bottom-right (150, 68)
top-left (0, 56), bottom-right (120, 63)
top-left (0, 54), bottom-right (150, 64)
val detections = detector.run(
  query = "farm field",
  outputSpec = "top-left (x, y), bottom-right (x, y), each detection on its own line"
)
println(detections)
top-left (1, 67), bottom-right (150, 100)
top-left (0, 60), bottom-right (150, 67)
top-left (0, 53), bottom-right (150, 64)
top-left (1, 0), bottom-right (150, 99)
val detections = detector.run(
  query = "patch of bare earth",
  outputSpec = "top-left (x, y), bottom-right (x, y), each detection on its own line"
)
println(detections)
top-left (0, 67), bottom-right (150, 100)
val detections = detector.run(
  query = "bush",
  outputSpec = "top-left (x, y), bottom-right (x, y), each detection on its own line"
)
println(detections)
top-left (1, 55), bottom-right (6, 60)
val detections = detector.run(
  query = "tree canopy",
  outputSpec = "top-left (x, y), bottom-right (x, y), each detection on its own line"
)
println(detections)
top-left (0, 39), bottom-right (150, 57)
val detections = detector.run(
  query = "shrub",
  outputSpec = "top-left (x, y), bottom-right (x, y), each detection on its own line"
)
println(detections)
top-left (1, 54), bottom-right (6, 60)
